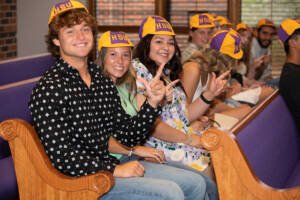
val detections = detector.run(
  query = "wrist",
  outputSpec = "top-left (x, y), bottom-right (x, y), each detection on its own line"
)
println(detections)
top-left (128, 147), bottom-right (134, 157)
top-left (200, 91), bottom-right (213, 105)
top-left (184, 134), bottom-right (193, 145)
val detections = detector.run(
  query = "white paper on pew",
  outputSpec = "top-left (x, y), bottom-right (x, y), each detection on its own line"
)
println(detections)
top-left (213, 113), bottom-right (239, 130)
top-left (231, 87), bottom-right (262, 105)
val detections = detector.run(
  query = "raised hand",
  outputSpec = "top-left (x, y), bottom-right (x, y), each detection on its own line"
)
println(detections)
top-left (205, 70), bottom-right (230, 100)
top-left (137, 63), bottom-right (166, 107)
top-left (252, 55), bottom-right (265, 69)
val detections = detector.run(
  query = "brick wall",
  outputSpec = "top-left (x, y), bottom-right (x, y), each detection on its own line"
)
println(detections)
top-left (170, 0), bottom-right (227, 27)
top-left (0, 0), bottom-right (16, 60)
top-left (96, 0), bottom-right (155, 26)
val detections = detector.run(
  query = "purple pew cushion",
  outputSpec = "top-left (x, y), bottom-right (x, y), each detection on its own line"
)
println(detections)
top-left (0, 53), bottom-right (54, 85)
top-left (0, 138), bottom-right (10, 159)
top-left (0, 156), bottom-right (18, 200)
top-left (0, 81), bottom-right (37, 123)
top-left (236, 95), bottom-right (300, 189)
top-left (286, 161), bottom-right (300, 188)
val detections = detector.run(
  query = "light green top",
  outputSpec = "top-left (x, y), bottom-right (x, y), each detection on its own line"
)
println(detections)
top-left (110, 83), bottom-right (138, 159)
top-left (116, 84), bottom-right (138, 116)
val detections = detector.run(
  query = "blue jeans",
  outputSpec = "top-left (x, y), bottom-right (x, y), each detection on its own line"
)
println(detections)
top-left (166, 160), bottom-right (219, 200)
top-left (100, 156), bottom-right (208, 200)
top-left (265, 77), bottom-right (279, 89)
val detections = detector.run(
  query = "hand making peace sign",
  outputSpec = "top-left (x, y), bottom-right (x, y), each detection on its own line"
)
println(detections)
top-left (138, 63), bottom-right (180, 108)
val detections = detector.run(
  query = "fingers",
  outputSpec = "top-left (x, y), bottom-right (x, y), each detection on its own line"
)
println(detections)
top-left (128, 161), bottom-right (145, 177)
top-left (134, 161), bottom-right (145, 176)
top-left (137, 76), bottom-right (149, 90)
top-left (166, 79), bottom-right (179, 90)
top-left (153, 63), bottom-right (165, 80)
top-left (113, 161), bottom-right (145, 178)
top-left (152, 149), bottom-right (165, 163)
top-left (199, 116), bottom-right (209, 123)
top-left (210, 72), bottom-right (216, 82)
top-left (216, 70), bottom-right (230, 80)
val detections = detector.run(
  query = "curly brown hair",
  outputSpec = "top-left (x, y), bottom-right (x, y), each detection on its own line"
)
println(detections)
top-left (186, 48), bottom-right (235, 76)
top-left (46, 9), bottom-right (97, 58)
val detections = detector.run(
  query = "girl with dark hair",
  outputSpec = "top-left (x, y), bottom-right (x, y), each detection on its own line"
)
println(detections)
top-left (133, 15), bottom-right (229, 200)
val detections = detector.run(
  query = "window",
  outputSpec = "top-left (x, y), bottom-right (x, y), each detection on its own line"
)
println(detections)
top-left (242, 0), bottom-right (300, 77)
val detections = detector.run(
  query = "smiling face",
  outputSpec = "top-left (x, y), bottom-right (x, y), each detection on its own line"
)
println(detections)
top-left (257, 26), bottom-right (276, 48)
top-left (149, 34), bottom-right (175, 66)
top-left (53, 21), bottom-right (93, 63)
top-left (190, 27), bottom-right (214, 47)
top-left (104, 47), bottom-right (132, 83)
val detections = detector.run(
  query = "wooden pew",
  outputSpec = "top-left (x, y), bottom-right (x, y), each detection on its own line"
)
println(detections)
top-left (0, 119), bottom-right (114, 200)
top-left (201, 90), bottom-right (300, 200)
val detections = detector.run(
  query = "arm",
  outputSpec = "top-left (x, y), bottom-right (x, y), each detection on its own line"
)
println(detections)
top-left (108, 137), bottom-right (165, 163)
top-left (111, 96), bottom-right (160, 147)
top-left (181, 61), bottom-right (202, 104)
top-left (187, 71), bottom-right (230, 122)
top-left (151, 118), bottom-right (202, 148)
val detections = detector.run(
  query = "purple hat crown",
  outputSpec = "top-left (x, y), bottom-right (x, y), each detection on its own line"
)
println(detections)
top-left (231, 33), bottom-right (241, 54)
top-left (54, 0), bottom-right (73, 15)
top-left (210, 31), bottom-right (228, 51)
top-left (152, 16), bottom-right (173, 32)
top-left (110, 32), bottom-right (130, 44)
top-left (198, 15), bottom-right (212, 26)
top-left (139, 16), bottom-right (173, 38)
top-left (277, 25), bottom-right (289, 43)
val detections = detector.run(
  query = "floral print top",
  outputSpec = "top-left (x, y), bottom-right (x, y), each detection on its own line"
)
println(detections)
top-left (133, 58), bottom-right (210, 171)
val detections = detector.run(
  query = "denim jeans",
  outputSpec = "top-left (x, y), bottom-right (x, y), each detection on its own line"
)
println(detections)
top-left (100, 156), bottom-right (207, 200)
top-left (166, 160), bottom-right (219, 200)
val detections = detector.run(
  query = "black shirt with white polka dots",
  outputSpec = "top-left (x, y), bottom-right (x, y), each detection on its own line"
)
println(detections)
top-left (29, 58), bottom-right (160, 177)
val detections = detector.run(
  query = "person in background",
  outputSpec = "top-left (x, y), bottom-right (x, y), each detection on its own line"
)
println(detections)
top-left (134, 15), bottom-right (230, 200)
top-left (210, 29), bottom-right (274, 113)
top-left (181, 29), bottom-right (253, 120)
top-left (218, 16), bottom-right (233, 30)
top-left (279, 19), bottom-right (300, 133)
top-left (29, 1), bottom-right (209, 200)
top-left (248, 18), bottom-right (276, 82)
top-left (181, 13), bottom-right (216, 63)
top-left (236, 22), bottom-right (253, 77)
